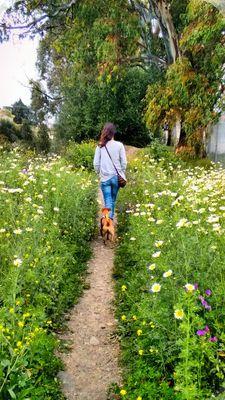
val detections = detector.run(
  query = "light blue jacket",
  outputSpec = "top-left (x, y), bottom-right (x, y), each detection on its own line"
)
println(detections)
top-left (93, 139), bottom-right (127, 182)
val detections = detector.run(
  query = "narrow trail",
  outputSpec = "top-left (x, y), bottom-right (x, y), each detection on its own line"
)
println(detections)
top-left (58, 191), bottom-right (121, 400)
top-left (58, 146), bottom-right (139, 400)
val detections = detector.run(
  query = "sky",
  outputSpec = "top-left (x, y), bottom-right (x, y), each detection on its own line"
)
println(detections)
top-left (0, 0), bottom-right (39, 108)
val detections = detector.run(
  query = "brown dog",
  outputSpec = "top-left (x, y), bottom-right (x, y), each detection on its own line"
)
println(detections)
top-left (100, 208), bottom-right (115, 244)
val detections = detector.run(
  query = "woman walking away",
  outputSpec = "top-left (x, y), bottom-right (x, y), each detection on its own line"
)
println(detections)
top-left (93, 122), bottom-right (127, 220)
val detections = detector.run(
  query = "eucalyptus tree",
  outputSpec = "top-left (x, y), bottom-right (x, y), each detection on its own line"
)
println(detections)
top-left (2, 0), bottom-right (225, 151)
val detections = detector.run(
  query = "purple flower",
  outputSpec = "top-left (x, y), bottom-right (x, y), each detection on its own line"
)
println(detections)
top-left (205, 289), bottom-right (212, 296)
top-left (194, 283), bottom-right (199, 290)
top-left (199, 295), bottom-right (212, 311)
top-left (21, 168), bottom-right (28, 174)
top-left (197, 325), bottom-right (210, 336)
top-left (208, 336), bottom-right (218, 342)
top-left (197, 329), bottom-right (207, 336)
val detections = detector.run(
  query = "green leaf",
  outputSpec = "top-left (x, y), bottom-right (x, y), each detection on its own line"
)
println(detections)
top-left (8, 388), bottom-right (17, 399)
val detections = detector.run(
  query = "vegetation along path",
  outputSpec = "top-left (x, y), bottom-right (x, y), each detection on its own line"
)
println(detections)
top-left (58, 146), bottom-right (138, 400)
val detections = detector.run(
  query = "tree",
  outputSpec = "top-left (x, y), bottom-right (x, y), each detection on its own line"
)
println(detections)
top-left (0, 0), bottom-right (180, 69)
top-left (2, 0), bottom-right (225, 153)
top-left (144, 0), bottom-right (225, 155)
top-left (11, 99), bottom-right (34, 124)
top-left (37, 122), bottom-right (50, 152)
top-left (20, 119), bottom-right (33, 142)
top-left (55, 68), bottom-right (154, 146)
top-left (30, 80), bottom-right (51, 152)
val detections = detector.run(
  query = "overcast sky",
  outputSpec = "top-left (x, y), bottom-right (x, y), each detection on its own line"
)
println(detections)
top-left (0, 0), bottom-right (39, 108)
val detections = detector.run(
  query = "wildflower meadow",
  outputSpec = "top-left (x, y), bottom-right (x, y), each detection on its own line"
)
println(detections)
top-left (114, 149), bottom-right (225, 400)
top-left (0, 145), bottom-right (97, 399)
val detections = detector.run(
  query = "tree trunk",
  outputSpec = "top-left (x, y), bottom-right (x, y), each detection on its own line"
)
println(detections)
top-left (156, 0), bottom-right (180, 63)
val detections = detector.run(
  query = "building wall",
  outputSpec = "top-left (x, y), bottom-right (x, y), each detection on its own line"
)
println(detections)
top-left (207, 114), bottom-right (225, 165)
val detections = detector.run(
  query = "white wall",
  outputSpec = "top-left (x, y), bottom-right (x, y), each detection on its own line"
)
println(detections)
top-left (207, 114), bottom-right (225, 163)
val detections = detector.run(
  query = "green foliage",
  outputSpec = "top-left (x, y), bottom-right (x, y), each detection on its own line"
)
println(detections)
top-left (0, 108), bottom-right (34, 146)
top-left (37, 123), bottom-right (51, 153)
top-left (0, 119), bottom-right (21, 142)
top-left (114, 151), bottom-right (225, 399)
top-left (20, 119), bottom-right (33, 143)
top-left (56, 68), bottom-right (152, 147)
top-left (0, 147), bottom-right (98, 398)
top-left (63, 140), bottom-right (96, 171)
top-left (144, 1), bottom-right (225, 151)
top-left (11, 99), bottom-right (34, 125)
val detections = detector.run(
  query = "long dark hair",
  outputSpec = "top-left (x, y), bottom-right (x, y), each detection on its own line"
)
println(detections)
top-left (99, 122), bottom-right (116, 147)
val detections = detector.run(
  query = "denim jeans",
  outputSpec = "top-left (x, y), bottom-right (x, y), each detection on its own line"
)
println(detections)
top-left (100, 175), bottom-right (119, 219)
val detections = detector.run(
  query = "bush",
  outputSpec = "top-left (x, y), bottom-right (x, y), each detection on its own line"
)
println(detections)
top-left (63, 140), bottom-right (96, 171)
top-left (113, 152), bottom-right (225, 399)
top-left (0, 119), bottom-right (21, 141)
top-left (0, 147), bottom-right (98, 398)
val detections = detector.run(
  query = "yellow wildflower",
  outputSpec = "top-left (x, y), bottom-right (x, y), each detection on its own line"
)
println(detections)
top-left (185, 283), bottom-right (195, 292)
top-left (121, 285), bottom-right (127, 292)
top-left (120, 389), bottom-right (127, 396)
top-left (155, 240), bottom-right (164, 248)
top-left (23, 312), bottom-right (30, 319)
top-left (121, 315), bottom-right (126, 321)
top-left (150, 283), bottom-right (161, 293)
top-left (137, 329), bottom-right (142, 336)
top-left (163, 270), bottom-right (173, 278)
top-left (138, 349), bottom-right (144, 355)
top-left (174, 309), bottom-right (184, 320)
top-left (148, 263), bottom-right (156, 271)
top-left (18, 321), bottom-right (24, 328)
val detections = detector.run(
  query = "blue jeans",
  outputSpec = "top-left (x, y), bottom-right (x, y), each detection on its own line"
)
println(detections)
top-left (101, 176), bottom-right (119, 219)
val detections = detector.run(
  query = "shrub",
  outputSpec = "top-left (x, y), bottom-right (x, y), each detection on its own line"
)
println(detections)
top-left (0, 119), bottom-right (21, 141)
top-left (63, 140), bottom-right (96, 171)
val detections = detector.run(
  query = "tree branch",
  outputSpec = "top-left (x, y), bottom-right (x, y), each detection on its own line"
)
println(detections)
top-left (0, 0), bottom-right (80, 34)
top-left (129, 54), bottom-right (167, 67)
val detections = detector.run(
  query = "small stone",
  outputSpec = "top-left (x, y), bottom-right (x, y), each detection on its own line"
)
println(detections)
top-left (90, 336), bottom-right (100, 345)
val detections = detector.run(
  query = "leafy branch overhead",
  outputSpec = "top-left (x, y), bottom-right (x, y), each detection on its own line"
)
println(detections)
top-left (0, 0), bottom-right (80, 40)
top-left (1, 0), bottom-right (225, 152)
top-left (0, 0), bottom-right (180, 68)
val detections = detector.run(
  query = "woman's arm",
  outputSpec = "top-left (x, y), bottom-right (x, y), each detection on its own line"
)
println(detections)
top-left (120, 144), bottom-right (127, 171)
top-left (93, 146), bottom-right (101, 173)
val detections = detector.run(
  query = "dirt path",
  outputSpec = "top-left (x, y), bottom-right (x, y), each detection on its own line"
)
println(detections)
top-left (58, 191), bottom-right (121, 400)
top-left (58, 146), bottom-right (139, 400)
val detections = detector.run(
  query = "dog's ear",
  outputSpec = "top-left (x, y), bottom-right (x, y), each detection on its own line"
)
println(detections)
top-left (102, 207), bottom-right (111, 213)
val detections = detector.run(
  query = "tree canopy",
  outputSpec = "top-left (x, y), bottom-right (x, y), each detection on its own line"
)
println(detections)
top-left (1, 0), bottom-right (225, 152)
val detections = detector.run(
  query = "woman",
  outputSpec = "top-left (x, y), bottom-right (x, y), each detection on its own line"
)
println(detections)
top-left (93, 122), bottom-right (127, 220)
